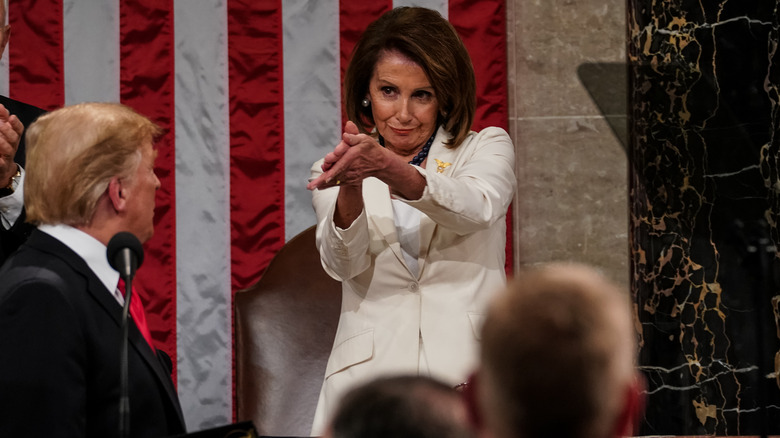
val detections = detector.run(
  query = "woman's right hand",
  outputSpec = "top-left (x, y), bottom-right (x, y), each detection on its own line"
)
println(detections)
top-left (308, 119), bottom-right (427, 202)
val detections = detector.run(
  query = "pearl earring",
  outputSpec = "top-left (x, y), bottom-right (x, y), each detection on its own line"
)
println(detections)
top-left (361, 98), bottom-right (370, 108)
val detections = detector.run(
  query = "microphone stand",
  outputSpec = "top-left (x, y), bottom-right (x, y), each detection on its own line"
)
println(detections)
top-left (119, 275), bottom-right (133, 438)
top-left (107, 232), bottom-right (144, 438)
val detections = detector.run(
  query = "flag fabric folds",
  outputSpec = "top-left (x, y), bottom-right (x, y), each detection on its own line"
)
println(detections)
top-left (2, 0), bottom-right (508, 429)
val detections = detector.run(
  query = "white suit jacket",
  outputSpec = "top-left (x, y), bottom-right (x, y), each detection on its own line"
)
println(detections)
top-left (309, 126), bottom-right (516, 434)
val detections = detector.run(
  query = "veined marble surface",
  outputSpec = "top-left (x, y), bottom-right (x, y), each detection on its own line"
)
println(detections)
top-left (628, 0), bottom-right (780, 435)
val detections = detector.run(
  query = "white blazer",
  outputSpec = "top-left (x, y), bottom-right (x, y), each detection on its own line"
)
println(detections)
top-left (309, 126), bottom-right (516, 434)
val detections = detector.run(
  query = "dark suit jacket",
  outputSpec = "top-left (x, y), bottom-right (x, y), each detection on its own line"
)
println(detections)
top-left (0, 230), bottom-right (187, 437)
top-left (0, 95), bottom-right (46, 265)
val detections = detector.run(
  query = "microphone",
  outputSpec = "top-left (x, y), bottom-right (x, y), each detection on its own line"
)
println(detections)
top-left (107, 231), bottom-right (145, 281)
top-left (106, 231), bottom-right (144, 438)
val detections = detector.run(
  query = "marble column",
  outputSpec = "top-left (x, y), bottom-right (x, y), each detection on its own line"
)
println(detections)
top-left (628, 1), bottom-right (780, 435)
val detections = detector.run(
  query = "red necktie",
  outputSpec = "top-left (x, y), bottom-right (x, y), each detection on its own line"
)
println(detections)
top-left (118, 279), bottom-right (155, 351)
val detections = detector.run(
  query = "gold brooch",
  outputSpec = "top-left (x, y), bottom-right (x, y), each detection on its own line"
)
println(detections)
top-left (434, 159), bottom-right (451, 174)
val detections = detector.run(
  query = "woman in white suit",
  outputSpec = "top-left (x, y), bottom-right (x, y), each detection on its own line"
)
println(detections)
top-left (307, 7), bottom-right (516, 434)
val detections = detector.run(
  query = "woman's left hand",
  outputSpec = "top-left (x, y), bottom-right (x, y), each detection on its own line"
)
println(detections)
top-left (307, 121), bottom-right (386, 190)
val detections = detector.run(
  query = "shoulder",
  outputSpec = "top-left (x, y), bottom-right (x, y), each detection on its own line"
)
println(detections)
top-left (0, 254), bottom-right (74, 295)
top-left (0, 253), bottom-right (91, 332)
top-left (0, 233), bottom-right (84, 292)
top-left (0, 264), bottom-right (73, 319)
top-left (439, 126), bottom-right (512, 149)
top-left (456, 126), bottom-right (515, 157)
top-left (465, 126), bottom-right (512, 144)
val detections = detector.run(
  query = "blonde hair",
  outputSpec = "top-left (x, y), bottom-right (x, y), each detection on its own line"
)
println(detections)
top-left (480, 263), bottom-right (637, 438)
top-left (24, 102), bottom-right (160, 226)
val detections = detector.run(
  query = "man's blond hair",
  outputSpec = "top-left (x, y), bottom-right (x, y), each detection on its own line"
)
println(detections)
top-left (24, 102), bottom-right (160, 226)
top-left (479, 263), bottom-right (637, 438)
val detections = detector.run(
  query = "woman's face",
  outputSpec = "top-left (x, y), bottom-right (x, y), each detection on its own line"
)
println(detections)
top-left (367, 50), bottom-right (439, 156)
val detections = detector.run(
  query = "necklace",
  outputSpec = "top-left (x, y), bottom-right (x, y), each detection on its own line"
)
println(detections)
top-left (379, 128), bottom-right (438, 166)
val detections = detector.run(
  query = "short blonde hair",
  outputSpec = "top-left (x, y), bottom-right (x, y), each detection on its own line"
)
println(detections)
top-left (24, 102), bottom-right (160, 226)
top-left (479, 263), bottom-right (637, 438)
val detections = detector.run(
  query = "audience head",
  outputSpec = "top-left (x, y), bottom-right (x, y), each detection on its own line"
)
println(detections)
top-left (323, 374), bottom-right (475, 438)
top-left (24, 102), bottom-right (161, 243)
top-left (477, 262), bottom-right (643, 438)
top-left (343, 6), bottom-right (476, 148)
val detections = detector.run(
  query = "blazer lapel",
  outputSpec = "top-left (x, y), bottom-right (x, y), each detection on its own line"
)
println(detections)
top-left (417, 129), bottom-right (458, 275)
top-left (110, 281), bottom-right (184, 423)
top-left (362, 127), bottom-right (461, 278)
top-left (363, 177), bottom-right (410, 273)
top-left (89, 273), bottom-right (186, 425)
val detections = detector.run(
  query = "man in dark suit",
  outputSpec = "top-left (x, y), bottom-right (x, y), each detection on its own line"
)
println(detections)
top-left (0, 0), bottom-right (47, 265)
top-left (0, 102), bottom-right (187, 437)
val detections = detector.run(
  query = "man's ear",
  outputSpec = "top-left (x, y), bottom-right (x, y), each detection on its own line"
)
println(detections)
top-left (107, 177), bottom-right (127, 212)
top-left (613, 373), bottom-right (646, 437)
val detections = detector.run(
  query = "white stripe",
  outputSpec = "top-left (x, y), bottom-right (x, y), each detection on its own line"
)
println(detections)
top-left (282, 0), bottom-right (341, 240)
top-left (0, 50), bottom-right (7, 97)
top-left (173, 0), bottom-right (232, 430)
top-left (394, 0), bottom-right (448, 18)
top-left (0, 1), bottom-right (7, 96)
top-left (63, 0), bottom-right (120, 104)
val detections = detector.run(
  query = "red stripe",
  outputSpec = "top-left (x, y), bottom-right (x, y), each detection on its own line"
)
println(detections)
top-left (228, 0), bottom-right (285, 419)
top-left (227, 0), bottom-right (285, 291)
top-left (339, 0), bottom-right (392, 124)
top-left (449, 0), bottom-right (513, 275)
top-left (8, 0), bottom-right (64, 109)
top-left (119, 0), bottom-right (178, 380)
top-left (449, 0), bottom-right (508, 131)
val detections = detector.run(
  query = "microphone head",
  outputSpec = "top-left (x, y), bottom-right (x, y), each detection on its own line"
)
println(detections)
top-left (107, 231), bottom-right (145, 273)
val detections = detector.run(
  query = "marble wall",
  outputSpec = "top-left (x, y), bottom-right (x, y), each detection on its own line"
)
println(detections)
top-left (508, 0), bottom-right (780, 435)
top-left (627, 1), bottom-right (780, 435)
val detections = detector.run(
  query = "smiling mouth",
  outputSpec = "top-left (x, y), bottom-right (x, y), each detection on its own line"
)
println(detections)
top-left (390, 127), bottom-right (415, 135)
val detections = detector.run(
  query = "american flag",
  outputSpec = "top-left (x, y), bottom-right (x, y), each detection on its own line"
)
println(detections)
top-left (3, 0), bottom-right (508, 430)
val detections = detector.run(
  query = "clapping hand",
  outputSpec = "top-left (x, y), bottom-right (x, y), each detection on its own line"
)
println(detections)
top-left (307, 121), bottom-right (385, 190)
top-left (0, 104), bottom-right (23, 188)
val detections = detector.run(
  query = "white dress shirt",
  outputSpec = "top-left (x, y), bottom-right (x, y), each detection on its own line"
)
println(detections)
top-left (0, 166), bottom-right (25, 229)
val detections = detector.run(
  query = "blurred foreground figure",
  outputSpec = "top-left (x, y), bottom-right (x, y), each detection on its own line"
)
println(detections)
top-left (476, 263), bottom-right (645, 438)
top-left (323, 374), bottom-right (475, 438)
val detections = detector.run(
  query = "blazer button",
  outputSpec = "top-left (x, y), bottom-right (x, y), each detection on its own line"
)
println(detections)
top-left (408, 282), bottom-right (419, 293)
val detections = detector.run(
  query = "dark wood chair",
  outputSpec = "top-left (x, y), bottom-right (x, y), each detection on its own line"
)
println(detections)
top-left (234, 225), bottom-right (341, 437)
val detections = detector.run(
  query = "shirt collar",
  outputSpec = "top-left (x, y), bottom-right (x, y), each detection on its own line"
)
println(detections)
top-left (38, 223), bottom-right (120, 297)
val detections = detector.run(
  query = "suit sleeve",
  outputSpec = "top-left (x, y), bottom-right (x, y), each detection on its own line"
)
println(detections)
top-left (0, 281), bottom-right (88, 436)
top-left (310, 160), bottom-right (372, 281)
top-left (401, 127), bottom-right (516, 235)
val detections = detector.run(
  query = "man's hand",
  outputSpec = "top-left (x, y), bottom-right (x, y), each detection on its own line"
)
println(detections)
top-left (0, 103), bottom-right (24, 187)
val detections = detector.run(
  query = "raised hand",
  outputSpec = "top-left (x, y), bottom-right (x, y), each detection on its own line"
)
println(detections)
top-left (307, 121), bottom-right (385, 190)
top-left (0, 104), bottom-right (24, 188)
